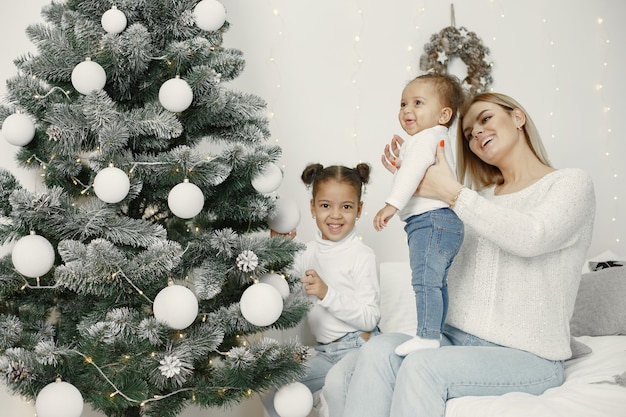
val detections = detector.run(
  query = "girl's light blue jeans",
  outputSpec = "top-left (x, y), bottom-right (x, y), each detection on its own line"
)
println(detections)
top-left (405, 208), bottom-right (463, 339)
top-left (261, 329), bottom-right (377, 417)
top-left (342, 325), bottom-right (564, 417)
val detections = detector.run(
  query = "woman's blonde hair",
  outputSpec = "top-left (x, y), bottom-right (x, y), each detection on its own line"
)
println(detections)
top-left (456, 92), bottom-right (552, 190)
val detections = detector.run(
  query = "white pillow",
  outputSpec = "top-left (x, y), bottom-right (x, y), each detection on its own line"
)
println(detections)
top-left (378, 262), bottom-right (417, 335)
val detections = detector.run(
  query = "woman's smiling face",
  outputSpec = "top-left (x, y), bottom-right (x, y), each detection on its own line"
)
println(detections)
top-left (462, 101), bottom-right (522, 164)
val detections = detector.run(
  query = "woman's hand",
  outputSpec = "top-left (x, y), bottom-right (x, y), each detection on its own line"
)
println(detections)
top-left (415, 140), bottom-right (460, 202)
top-left (381, 135), bottom-right (404, 174)
top-left (301, 269), bottom-right (328, 300)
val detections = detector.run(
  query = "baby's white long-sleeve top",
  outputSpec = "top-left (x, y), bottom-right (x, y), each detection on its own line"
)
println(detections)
top-left (447, 168), bottom-right (595, 360)
top-left (291, 229), bottom-right (380, 344)
top-left (386, 125), bottom-right (456, 221)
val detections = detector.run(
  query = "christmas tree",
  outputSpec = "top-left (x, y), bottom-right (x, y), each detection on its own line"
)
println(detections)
top-left (0, 1), bottom-right (311, 417)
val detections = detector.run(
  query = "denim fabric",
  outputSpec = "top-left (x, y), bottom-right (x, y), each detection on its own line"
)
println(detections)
top-left (404, 208), bottom-right (464, 339)
top-left (342, 325), bottom-right (564, 417)
top-left (261, 329), bottom-right (379, 417)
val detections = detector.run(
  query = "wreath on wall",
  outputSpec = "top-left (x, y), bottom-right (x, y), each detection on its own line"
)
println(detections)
top-left (419, 23), bottom-right (493, 95)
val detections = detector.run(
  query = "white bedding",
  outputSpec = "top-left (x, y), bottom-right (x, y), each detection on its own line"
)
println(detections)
top-left (445, 335), bottom-right (626, 417)
top-left (314, 262), bottom-right (626, 417)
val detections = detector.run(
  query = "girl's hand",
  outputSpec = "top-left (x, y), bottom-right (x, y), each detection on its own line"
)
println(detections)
top-left (270, 228), bottom-right (297, 240)
top-left (373, 204), bottom-right (398, 231)
top-left (301, 269), bottom-right (328, 300)
top-left (416, 140), bottom-right (460, 201)
top-left (381, 135), bottom-right (404, 174)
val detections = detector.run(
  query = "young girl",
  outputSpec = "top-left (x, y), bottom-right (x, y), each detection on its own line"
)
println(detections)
top-left (373, 73), bottom-right (465, 356)
top-left (263, 163), bottom-right (380, 417)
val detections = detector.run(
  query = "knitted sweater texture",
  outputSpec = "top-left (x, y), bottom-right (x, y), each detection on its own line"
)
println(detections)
top-left (447, 168), bottom-right (595, 360)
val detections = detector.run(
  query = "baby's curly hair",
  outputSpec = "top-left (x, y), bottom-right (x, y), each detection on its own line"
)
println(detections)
top-left (301, 163), bottom-right (371, 200)
top-left (411, 73), bottom-right (466, 127)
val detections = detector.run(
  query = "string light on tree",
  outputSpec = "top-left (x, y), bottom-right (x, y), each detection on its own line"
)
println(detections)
top-left (71, 58), bottom-right (106, 95)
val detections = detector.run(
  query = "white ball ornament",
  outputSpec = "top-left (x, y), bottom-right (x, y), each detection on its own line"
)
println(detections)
top-left (268, 197), bottom-right (301, 234)
top-left (35, 380), bottom-right (84, 417)
top-left (240, 282), bottom-right (283, 327)
top-left (273, 382), bottom-right (314, 417)
top-left (12, 233), bottom-right (55, 278)
top-left (259, 272), bottom-right (290, 299)
top-left (101, 6), bottom-right (127, 34)
top-left (2, 113), bottom-right (35, 146)
top-left (71, 59), bottom-right (106, 95)
top-left (168, 180), bottom-right (205, 218)
top-left (193, 0), bottom-right (227, 32)
top-left (93, 166), bottom-right (130, 203)
top-left (252, 162), bottom-right (283, 194)
top-left (153, 284), bottom-right (199, 329)
top-left (159, 77), bottom-right (194, 113)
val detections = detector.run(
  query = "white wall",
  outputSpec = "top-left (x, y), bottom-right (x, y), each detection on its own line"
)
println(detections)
top-left (1, 1), bottom-right (625, 416)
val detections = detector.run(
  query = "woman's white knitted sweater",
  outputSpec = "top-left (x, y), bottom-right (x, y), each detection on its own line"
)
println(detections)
top-left (447, 168), bottom-right (595, 360)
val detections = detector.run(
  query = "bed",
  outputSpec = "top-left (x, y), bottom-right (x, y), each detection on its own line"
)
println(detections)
top-left (314, 261), bottom-right (626, 417)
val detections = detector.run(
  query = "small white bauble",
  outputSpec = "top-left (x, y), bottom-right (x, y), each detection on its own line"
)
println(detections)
top-left (71, 59), bottom-right (107, 95)
top-left (12, 233), bottom-right (55, 278)
top-left (252, 162), bottom-right (283, 194)
top-left (168, 180), bottom-right (204, 218)
top-left (268, 197), bottom-right (300, 234)
top-left (259, 272), bottom-right (289, 299)
top-left (2, 113), bottom-right (35, 146)
top-left (240, 282), bottom-right (283, 327)
top-left (93, 166), bottom-right (130, 203)
top-left (153, 284), bottom-right (199, 329)
top-left (273, 382), bottom-right (313, 417)
top-left (35, 380), bottom-right (84, 417)
top-left (101, 6), bottom-right (127, 34)
top-left (193, 0), bottom-right (227, 32)
top-left (158, 77), bottom-right (193, 113)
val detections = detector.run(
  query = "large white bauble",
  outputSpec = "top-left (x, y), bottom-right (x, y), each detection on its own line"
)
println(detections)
top-left (93, 166), bottom-right (130, 203)
top-left (268, 197), bottom-right (300, 234)
top-left (252, 162), bottom-right (283, 194)
top-left (101, 6), bottom-right (127, 34)
top-left (240, 282), bottom-right (283, 327)
top-left (168, 180), bottom-right (205, 219)
top-left (273, 382), bottom-right (313, 417)
top-left (158, 77), bottom-right (194, 113)
top-left (12, 234), bottom-right (55, 278)
top-left (71, 59), bottom-right (106, 95)
top-left (35, 380), bottom-right (84, 417)
top-left (259, 272), bottom-right (289, 299)
top-left (153, 284), bottom-right (199, 329)
top-left (2, 113), bottom-right (35, 146)
top-left (193, 0), bottom-right (227, 32)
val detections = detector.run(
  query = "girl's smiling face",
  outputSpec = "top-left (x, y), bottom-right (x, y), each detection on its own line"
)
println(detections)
top-left (310, 179), bottom-right (362, 241)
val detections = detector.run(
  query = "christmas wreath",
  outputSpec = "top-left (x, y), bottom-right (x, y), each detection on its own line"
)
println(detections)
top-left (419, 26), bottom-right (493, 95)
